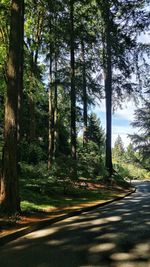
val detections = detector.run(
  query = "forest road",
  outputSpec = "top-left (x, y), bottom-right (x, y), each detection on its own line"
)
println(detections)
top-left (1, 181), bottom-right (150, 267)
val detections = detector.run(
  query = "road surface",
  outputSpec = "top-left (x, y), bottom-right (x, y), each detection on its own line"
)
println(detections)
top-left (1, 181), bottom-right (150, 267)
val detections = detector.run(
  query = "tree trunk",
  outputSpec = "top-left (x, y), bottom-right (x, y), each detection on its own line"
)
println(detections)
top-left (54, 55), bottom-right (58, 156)
top-left (70, 0), bottom-right (76, 160)
top-left (28, 10), bottom-right (43, 142)
top-left (0, 0), bottom-right (23, 214)
top-left (48, 54), bottom-right (54, 169)
top-left (17, 0), bottom-right (24, 142)
top-left (104, 4), bottom-right (113, 177)
top-left (29, 54), bottom-right (36, 141)
top-left (81, 40), bottom-right (88, 146)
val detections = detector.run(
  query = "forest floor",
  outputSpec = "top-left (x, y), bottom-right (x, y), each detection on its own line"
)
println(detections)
top-left (0, 179), bottom-right (133, 238)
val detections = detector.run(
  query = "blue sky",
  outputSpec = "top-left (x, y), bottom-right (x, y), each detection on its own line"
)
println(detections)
top-left (92, 100), bottom-right (137, 148)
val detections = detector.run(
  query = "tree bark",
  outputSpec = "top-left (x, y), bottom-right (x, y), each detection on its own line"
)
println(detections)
top-left (29, 54), bottom-right (36, 141)
top-left (0, 0), bottom-right (23, 214)
top-left (17, 0), bottom-right (24, 142)
top-left (48, 55), bottom-right (54, 169)
top-left (54, 55), bottom-right (58, 156)
top-left (70, 0), bottom-right (76, 160)
top-left (81, 40), bottom-right (88, 146)
top-left (104, 3), bottom-right (113, 177)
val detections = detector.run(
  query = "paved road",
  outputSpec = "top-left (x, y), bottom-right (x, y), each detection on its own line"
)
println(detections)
top-left (1, 181), bottom-right (150, 267)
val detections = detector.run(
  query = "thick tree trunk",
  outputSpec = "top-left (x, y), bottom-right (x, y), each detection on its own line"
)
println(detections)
top-left (81, 40), bottom-right (88, 146)
top-left (0, 0), bottom-right (23, 214)
top-left (70, 0), bottom-right (76, 160)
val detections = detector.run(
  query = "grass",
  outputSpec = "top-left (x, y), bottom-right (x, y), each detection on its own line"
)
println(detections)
top-left (20, 179), bottom-right (126, 213)
top-left (19, 161), bottom-right (134, 214)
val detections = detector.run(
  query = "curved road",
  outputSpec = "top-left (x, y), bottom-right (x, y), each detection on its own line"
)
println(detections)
top-left (1, 181), bottom-right (150, 267)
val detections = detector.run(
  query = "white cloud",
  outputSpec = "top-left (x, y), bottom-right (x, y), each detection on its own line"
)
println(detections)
top-left (112, 125), bottom-right (135, 148)
top-left (92, 99), bottom-right (139, 148)
top-left (113, 102), bottom-right (136, 122)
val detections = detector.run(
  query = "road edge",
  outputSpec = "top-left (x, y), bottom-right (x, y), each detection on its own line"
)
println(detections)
top-left (0, 188), bottom-right (136, 246)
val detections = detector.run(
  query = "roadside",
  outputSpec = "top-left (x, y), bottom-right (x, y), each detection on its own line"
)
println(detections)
top-left (0, 180), bottom-right (135, 245)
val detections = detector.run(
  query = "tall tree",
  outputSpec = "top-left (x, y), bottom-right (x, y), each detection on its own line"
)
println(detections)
top-left (70, 0), bottom-right (76, 160)
top-left (81, 39), bottom-right (88, 146)
top-left (0, 0), bottom-right (24, 214)
top-left (98, 0), bottom-right (113, 176)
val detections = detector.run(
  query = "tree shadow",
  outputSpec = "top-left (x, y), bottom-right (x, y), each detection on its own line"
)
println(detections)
top-left (1, 181), bottom-right (150, 267)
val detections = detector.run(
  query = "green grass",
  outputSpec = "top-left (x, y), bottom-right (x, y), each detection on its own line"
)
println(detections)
top-left (20, 183), bottom-right (121, 213)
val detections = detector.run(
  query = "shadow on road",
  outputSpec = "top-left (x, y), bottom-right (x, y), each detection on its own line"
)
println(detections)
top-left (1, 181), bottom-right (150, 267)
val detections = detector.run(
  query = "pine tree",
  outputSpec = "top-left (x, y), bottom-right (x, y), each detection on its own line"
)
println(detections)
top-left (86, 113), bottom-right (105, 150)
top-left (113, 135), bottom-right (125, 162)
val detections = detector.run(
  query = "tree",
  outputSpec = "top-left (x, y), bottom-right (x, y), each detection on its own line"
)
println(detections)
top-left (86, 113), bottom-right (105, 150)
top-left (70, 0), bottom-right (76, 160)
top-left (130, 90), bottom-right (150, 170)
top-left (113, 135), bottom-right (125, 163)
top-left (125, 143), bottom-right (136, 164)
top-left (0, 0), bottom-right (24, 214)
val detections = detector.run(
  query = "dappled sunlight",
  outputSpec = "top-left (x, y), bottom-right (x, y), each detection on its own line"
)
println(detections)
top-left (1, 182), bottom-right (150, 267)
top-left (46, 239), bottom-right (68, 246)
top-left (88, 218), bottom-right (108, 225)
top-left (110, 252), bottom-right (136, 261)
top-left (89, 243), bottom-right (116, 253)
top-left (105, 215), bottom-right (122, 222)
top-left (25, 227), bottom-right (59, 239)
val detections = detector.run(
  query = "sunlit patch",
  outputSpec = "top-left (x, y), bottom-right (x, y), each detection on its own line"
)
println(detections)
top-left (111, 252), bottom-right (135, 261)
top-left (10, 244), bottom-right (28, 250)
top-left (95, 233), bottom-right (119, 240)
top-left (89, 243), bottom-right (115, 253)
top-left (46, 239), bottom-right (68, 245)
top-left (112, 263), bottom-right (149, 267)
top-left (88, 226), bottom-right (102, 232)
top-left (132, 243), bottom-right (150, 256)
top-left (26, 227), bottom-right (58, 239)
top-left (106, 216), bottom-right (121, 222)
top-left (90, 218), bottom-right (108, 225)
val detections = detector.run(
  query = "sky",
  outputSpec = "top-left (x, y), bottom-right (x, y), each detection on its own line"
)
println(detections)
top-left (92, 29), bottom-right (150, 149)
top-left (92, 99), bottom-right (138, 148)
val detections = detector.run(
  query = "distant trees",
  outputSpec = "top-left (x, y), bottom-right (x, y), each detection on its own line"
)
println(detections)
top-left (113, 135), bottom-right (125, 162)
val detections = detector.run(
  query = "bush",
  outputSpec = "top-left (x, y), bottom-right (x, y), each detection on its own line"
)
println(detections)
top-left (19, 139), bottom-right (46, 164)
top-left (49, 155), bottom-right (77, 194)
top-left (77, 141), bottom-right (104, 178)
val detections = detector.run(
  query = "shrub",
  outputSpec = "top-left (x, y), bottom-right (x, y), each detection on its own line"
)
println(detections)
top-left (77, 141), bottom-right (104, 178)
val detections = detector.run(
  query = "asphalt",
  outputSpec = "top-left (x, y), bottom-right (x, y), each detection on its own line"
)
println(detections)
top-left (0, 188), bottom-right (135, 246)
top-left (1, 181), bottom-right (150, 267)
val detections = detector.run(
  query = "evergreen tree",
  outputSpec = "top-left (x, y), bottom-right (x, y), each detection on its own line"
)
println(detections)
top-left (113, 135), bottom-right (125, 162)
top-left (125, 143), bottom-right (136, 164)
top-left (130, 90), bottom-right (150, 170)
top-left (86, 113), bottom-right (105, 150)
